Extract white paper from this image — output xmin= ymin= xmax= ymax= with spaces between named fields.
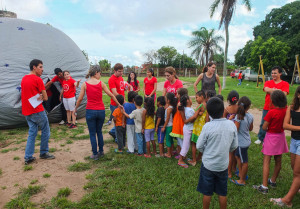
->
xmin=28 ymin=93 xmax=43 ymax=108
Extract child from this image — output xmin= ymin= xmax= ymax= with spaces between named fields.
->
xmin=231 ymin=96 xmax=253 ymax=186
xmin=162 ymin=92 xmax=177 ymax=158
xmin=189 ymin=90 xmax=207 ymax=166
xmin=197 ymin=97 xmax=238 ymax=209
xmin=123 ymin=91 xmax=138 ymax=154
xmin=155 ymin=96 xmax=166 ymax=157
xmin=122 ymin=95 xmax=146 ymax=156
xmin=206 ymin=90 xmax=216 ymax=101
xmin=270 ymin=86 xmax=300 ymax=207
xmin=237 ymin=71 xmax=243 ymax=86
xmin=142 ymin=97 xmax=156 ymax=158
xmin=60 ymin=70 xmax=81 ymax=129
xmin=113 ymin=95 xmax=126 ymax=153
xmin=170 ymin=88 xmax=188 ymax=157
xmin=253 ymin=90 xmax=289 ymax=194
xmin=224 ymin=90 xmax=239 ymax=179
xmin=177 ymin=95 xmax=195 ymax=168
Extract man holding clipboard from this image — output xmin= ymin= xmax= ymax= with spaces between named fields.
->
xmin=21 ymin=59 xmax=55 ymax=165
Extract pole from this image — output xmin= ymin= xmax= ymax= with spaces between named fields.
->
xmin=291 ymin=55 xmax=299 ymax=86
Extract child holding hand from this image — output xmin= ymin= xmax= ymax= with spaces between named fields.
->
xmin=155 ymin=96 xmax=166 ymax=157
xmin=113 ymin=95 xmax=126 ymax=153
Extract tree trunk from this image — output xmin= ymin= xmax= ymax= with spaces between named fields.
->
xmin=223 ymin=24 xmax=229 ymax=89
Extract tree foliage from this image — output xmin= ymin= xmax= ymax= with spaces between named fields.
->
xmin=98 ymin=59 xmax=111 ymax=71
xmin=157 ymin=46 xmax=178 ymax=67
xmin=82 ymin=50 xmax=89 ymax=61
xmin=234 ymin=40 xmax=253 ymax=66
xmin=246 ymin=36 xmax=290 ymax=73
xmin=173 ymin=53 xmax=197 ymax=69
xmin=253 ymin=1 xmax=300 ymax=68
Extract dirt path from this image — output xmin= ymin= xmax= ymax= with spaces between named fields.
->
xmin=0 ymin=119 xmax=115 ymax=208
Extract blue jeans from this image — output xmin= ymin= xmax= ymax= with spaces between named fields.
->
xmin=136 ymin=133 xmax=146 ymax=154
xmin=238 ymin=79 xmax=242 ymax=85
xmin=258 ymin=109 xmax=269 ymax=142
xmin=109 ymin=104 xmax=118 ymax=136
xmin=25 ymin=111 xmax=50 ymax=159
xmin=86 ymin=109 xmax=105 ymax=155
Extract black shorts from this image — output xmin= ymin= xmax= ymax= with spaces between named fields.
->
xmin=197 ymin=163 xmax=228 ymax=196
xmin=235 ymin=147 xmax=249 ymax=163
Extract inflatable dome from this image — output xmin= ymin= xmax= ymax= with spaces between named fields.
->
xmin=0 ymin=17 xmax=89 ymax=129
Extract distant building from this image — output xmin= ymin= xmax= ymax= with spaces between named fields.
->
xmin=0 ymin=10 xmax=17 ymax=18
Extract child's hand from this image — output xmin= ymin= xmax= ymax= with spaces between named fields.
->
xmin=59 ymin=96 xmax=61 ymax=102
xmin=122 ymin=124 xmax=126 ymax=128
xmin=155 ymin=127 xmax=158 ymax=132
xmin=142 ymin=129 xmax=144 ymax=134
xmin=161 ymin=127 xmax=165 ymax=133
xmin=78 ymin=79 xmax=81 ymax=83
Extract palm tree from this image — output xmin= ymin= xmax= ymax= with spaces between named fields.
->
xmin=210 ymin=0 xmax=251 ymax=89
xmin=188 ymin=27 xmax=224 ymax=68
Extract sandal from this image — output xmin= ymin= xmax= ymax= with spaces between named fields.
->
xmin=178 ymin=163 xmax=188 ymax=168
xmin=187 ymin=160 xmax=197 ymax=166
xmin=270 ymin=198 xmax=292 ymax=208
xmin=230 ymin=179 xmax=245 ymax=186
xmin=164 ymin=153 xmax=172 ymax=158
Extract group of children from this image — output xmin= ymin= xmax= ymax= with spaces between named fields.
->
xmin=110 ymin=85 xmax=300 ymax=208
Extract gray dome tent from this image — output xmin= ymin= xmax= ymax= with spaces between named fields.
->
xmin=0 ymin=17 xmax=89 ymax=129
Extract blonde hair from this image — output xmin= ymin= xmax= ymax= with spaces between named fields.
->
xmin=86 ymin=65 xmax=100 ymax=79
xmin=165 ymin=66 xmax=178 ymax=79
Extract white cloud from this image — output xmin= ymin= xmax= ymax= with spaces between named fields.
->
xmin=236 ymin=5 xmax=256 ymax=17
xmin=265 ymin=5 xmax=280 ymax=13
xmin=180 ymin=29 xmax=192 ymax=37
xmin=133 ymin=51 xmax=144 ymax=64
xmin=3 ymin=0 xmax=49 ymax=20
xmin=286 ymin=0 xmax=296 ymax=3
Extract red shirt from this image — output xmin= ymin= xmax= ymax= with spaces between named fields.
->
xmin=63 ymin=78 xmax=76 ymax=98
xmin=264 ymin=107 xmax=287 ymax=133
xmin=21 ymin=74 xmax=45 ymax=116
xmin=86 ymin=81 xmax=105 ymax=110
xmin=164 ymin=79 xmax=183 ymax=96
xmin=108 ymin=75 xmax=125 ymax=106
xmin=238 ymin=73 xmax=242 ymax=79
xmin=263 ymin=80 xmax=289 ymax=110
xmin=144 ymin=77 xmax=157 ymax=95
xmin=51 ymin=75 xmax=64 ymax=86
xmin=130 ymin=80 xmax=139 ymax=91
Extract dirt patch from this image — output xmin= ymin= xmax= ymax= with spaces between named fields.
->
xmin=0 ymin=119 xmax=115 ymax=208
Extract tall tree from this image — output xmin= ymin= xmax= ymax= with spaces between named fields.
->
xmin=188 ymin=27 xmax=224 ymax=67
xmin=210 ymin=0 xmax=251 ymax=89
xmin=98 ymin=59 xmax=111 ymax=71
xmin=234 ymin=40 xmax=253 ymax=67
xmin=157 ymin=46 xmax=178 ymax=67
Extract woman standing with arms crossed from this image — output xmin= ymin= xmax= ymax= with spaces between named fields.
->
xmin=75 ymin=66 xmax=121 ymax=160
xmin=144 ymin=68 xmax=157 ymax=100
xmin=193 ymin=62 xmax=222 ymax=95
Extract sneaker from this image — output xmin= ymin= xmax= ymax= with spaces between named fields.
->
xmin=66 ymin=122 xmax=72 ymax=127
xmin=155 ymin=154 xmax=162 ymax=158
xmin=254 ymin=139 xmax=262 ymax=145
xmin=268 ymin=179 xmax=277 ymax=188
xmin=126 ymin=150 xmax=134 ymax=154
xmin=59 ymin=120 xmax=65 ymax=125
xmin=253 ymin=185 xmax=268 ymax=194
xmin=90 ymin=154 xmax=99 ymax=160
xmin=104 ymin=121 xmax=112 ymax=126
xmin=97 ymin=152 xmax=104 ymax=158
xmin=69 ymin=124 xmax=77 ymax=129
xmin=24 ymin=157 xmax=36 ymax=165
xmin=40 ymin=153 xmax=55 ymax=159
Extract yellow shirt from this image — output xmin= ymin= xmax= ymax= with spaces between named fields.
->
xmin=145 ymin=115 xmax=155 ymax=129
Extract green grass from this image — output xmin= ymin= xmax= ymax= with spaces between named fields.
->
xmin=49 ymin=148 xmax=57 ymax=153
xmin=66 ymin=139 xmax=73 ymax=144
xmin=43 ymin=173 xmax=51 ymax=178
xmin=57 ymin=187 xmax=72 ymax=197
xmin=23 ymin=165 xmax=33 ymax=171
xmin=68 ymin=162 xmax=91 ymax=172
xmin=2 ymin=186 xmax=7 ymax=190
xmin=13 ymin=156 xmax=20 ymax=160
xmin=30 ymin=179 xmax=38 ymax=184
xmin=0 ymin=168 xmax=2 ymax=176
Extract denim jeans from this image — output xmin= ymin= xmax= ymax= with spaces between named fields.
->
xmin=109 ymin=104 xmax=118 ymax=137
xmin=238 ymin=79 xmax=242 ymax=85
xmin=136 ymin=133 xmax=146 ymax=154
xmin=86 ymin=109 xmax=105 ymax=155
xmin=257 ymin=109 xmax=269 ymax=142
xmin=25 ymin=111 xmax=50 ymax=159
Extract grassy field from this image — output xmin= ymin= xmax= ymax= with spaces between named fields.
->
xmin=1 ymin=76 xmax=299 ymax=208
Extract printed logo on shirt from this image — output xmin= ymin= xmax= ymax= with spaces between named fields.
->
xmin=167 ymin=87 xmax=177 ymax=94
xmin=63 ymin=84 xmax=69 ymax=92
xmin=119 ymin=81 xmax=124 ymax=91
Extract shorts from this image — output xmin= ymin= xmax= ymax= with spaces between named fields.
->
xmin=144 ymin=128 xmax=155 ymax=142
xmin=197 ymin=163 xmax=228 ymax=196
xmin=235 ymin=147 xmax=249 ymax=163
xmin=157 ymin=127 xmax=165 ymax=144
xmin=63 ymin=97 xmax=76 ymax=111
xmin=165 ymin=126 xmax=174 ymax=147
xmin=290 ymin=138 xmax=300 ymax=155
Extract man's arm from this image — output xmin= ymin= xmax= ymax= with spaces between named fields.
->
xmin=45 ymin=81 xmax=53 ymax=90
xmin=111 ymin=88 xmax=118 ymax=96
xmin=40 ymin=90 xmax=48 ymax=101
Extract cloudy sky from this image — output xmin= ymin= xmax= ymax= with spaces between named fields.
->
xmin=2 ymin=0 xmax=296 ymax=66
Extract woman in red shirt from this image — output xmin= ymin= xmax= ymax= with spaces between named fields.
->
xmin=60 ymin=71 xmax=81 ymax=128
xmin=127 ymin=71 xmax=140 ymax=92
xmin=75 ymin=66 xmax=121 ymax=160
xmin=144 ymin=68 xmax=157 ymax=100
xmin=162 ymin=66 xmax=183 ymax=96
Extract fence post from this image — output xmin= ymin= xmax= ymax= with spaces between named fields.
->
xmin=189 ymin=70 xmax=190 ymax=78
xmin=157 ymin=68 xmax=159 ymax=78
xmin=196 ymin=68 xmax=197 ymax=76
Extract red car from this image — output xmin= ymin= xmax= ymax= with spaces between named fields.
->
xmin=230 ymin=70 xmax=239 ymax=78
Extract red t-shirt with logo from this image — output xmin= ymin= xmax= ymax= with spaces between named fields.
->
xmin=144 ymin=77 xmax=157 ymax=95
xmin=164 ymin=79 xmax=183 ymax=96
xmin=263 ymin=80 xmax=289 ymax=110
xmin=108 ymin=74 xmax=125 ymax=106
xmin=51 ymin=75 xmax=64 ymax=86
xmin=264 ymin=107 xmax=287 ymax=133
xmin=130 ymin=80 xmax=139 ymax=91
xmin=63 ymin=78 xmax=76 ymax=98
xmin=21 ymin=74 xmax=45 ymax=116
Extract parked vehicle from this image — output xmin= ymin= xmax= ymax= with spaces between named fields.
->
xmin=244 ymin=69 xmax=270 ymax=82
xmin=235 ymin=70 xmax=244 ymax=78
xmin=230 ymin=70 xmax=239 ymax=78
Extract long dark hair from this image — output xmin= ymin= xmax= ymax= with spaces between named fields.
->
xmin=237 ymin=96 xmax=251 ymax=120
xmin=178 ymin=95 xmax=189 ymax=111
xmin=148 ymin=68 xmax=154 ymax=77
xmin=166 ymin=92 xmax=178 ymax=115
xmin=127 ymin=71 xmax=138 ymax=87
xmin=144 ymin=97 xmax=155 ymax=116
xmin=291 ymin=86 xmax=300 ymax=111
xmin=227 ymin=90 xmax=239 ymax=105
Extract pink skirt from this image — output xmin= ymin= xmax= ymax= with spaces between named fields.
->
xmin=262 ymin=132 xmax=289 ymax=156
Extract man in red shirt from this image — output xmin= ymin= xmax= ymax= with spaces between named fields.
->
xmin=21 ymin=59 xmax=55 ymax=165
xmin=255 ymin=66 xmax=289 ymax=145
xmin=106 ymin=63 xmax=125 ymax=139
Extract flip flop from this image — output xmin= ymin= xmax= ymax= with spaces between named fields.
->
xmin=164 ymin=154 xmax=172 ymax=158
xmin=114 ymin=149 xmax=123 ymax=154
xmin=270 ymin=198 xmax=292 ymax=208
xmin=230 ymin=179 xmax=245 ymax=186
xmin=235 ymin=172 xmax=249 ymax=180
xmin=144 ymin=154 xmax=151 ymax=158
xmin=187 ymin=160 xmax=197 ymax=166
xmin=178 ymin=163 xmax=188 ymax=168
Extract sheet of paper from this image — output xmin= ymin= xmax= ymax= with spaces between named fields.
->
xmin=28 ymin=93 xmax=43 ymax=108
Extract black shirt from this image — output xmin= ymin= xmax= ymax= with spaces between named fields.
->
xmin=156 ymin=107 xmax=165 ymax=127
xmin=291 ymin=110 xmax=300 ymax=140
